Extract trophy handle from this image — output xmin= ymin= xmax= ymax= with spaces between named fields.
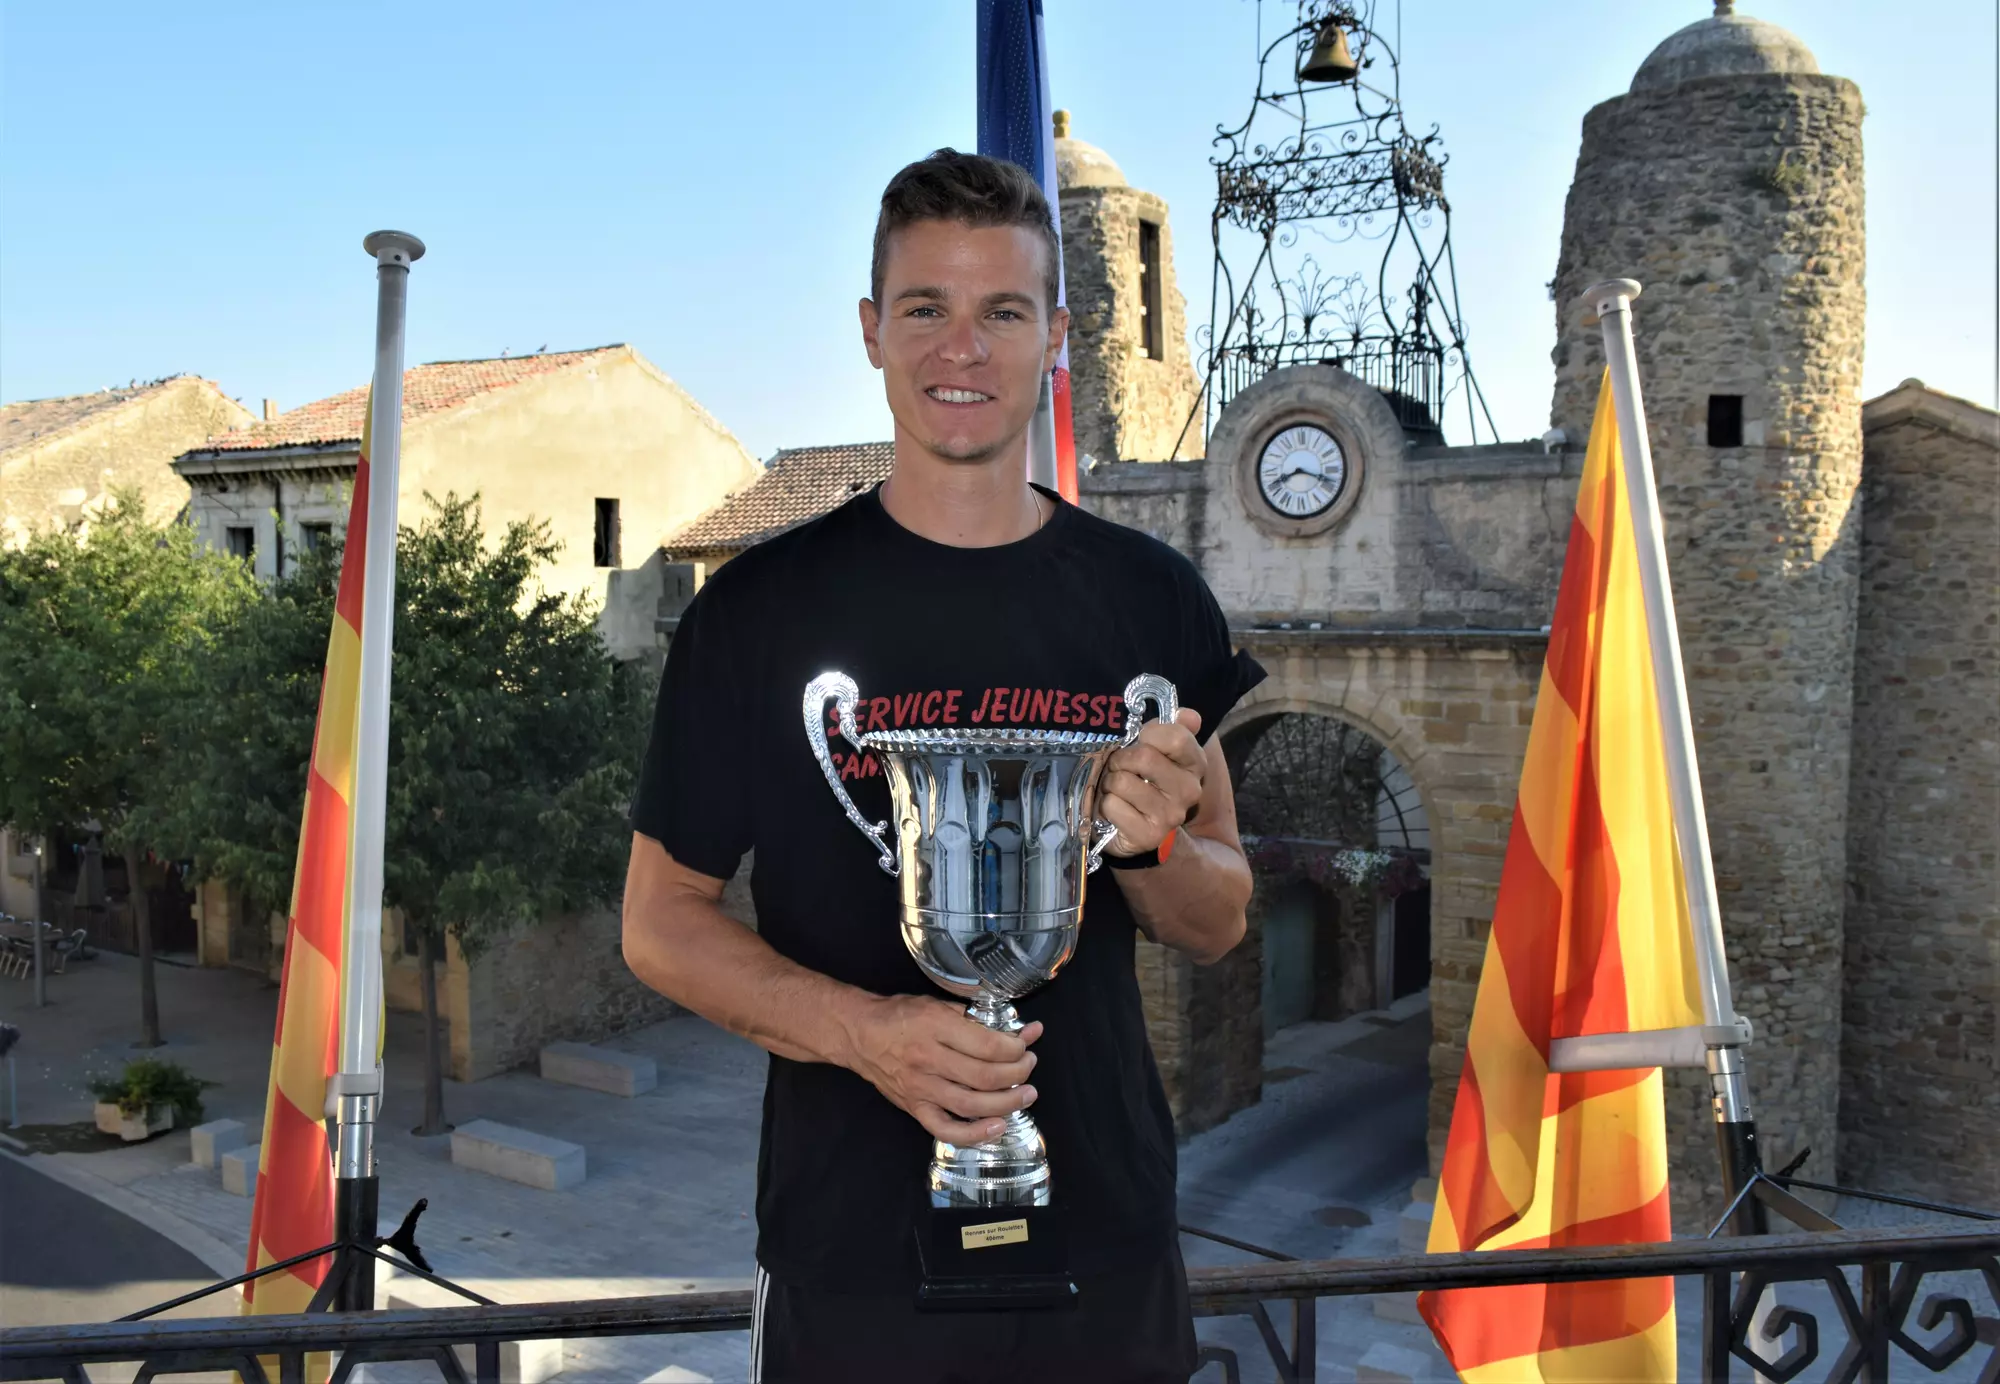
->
xmin=1087 ymin=673 xmax=1181 ymax=873
xmin=803 ymin=672 xmax=897 ymax=875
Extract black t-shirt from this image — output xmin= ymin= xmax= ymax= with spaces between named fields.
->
xmin=631 ymin=484 xmax=1264 ymax=1292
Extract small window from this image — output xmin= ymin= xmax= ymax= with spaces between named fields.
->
xmin=1707 ymin=395 xmax=1744 ymax=448
xmin=225 ymin=526 xmax=255 ymax=561
xmin=1137 ymin=220 xmax=1164 ymax=361
xmin=593 ymin=497 xmax=621 ymax=568
xmin=300 ymin=523 xmax=333 ymax=554
xmin=401 ymin=919 xmax=422 ymax=958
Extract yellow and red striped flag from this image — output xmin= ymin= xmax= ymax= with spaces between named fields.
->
xmin=242 ymin=399 xmax=379 ymax=1327
xmin=1418 ymin=372 xmax=1704 ymax=1382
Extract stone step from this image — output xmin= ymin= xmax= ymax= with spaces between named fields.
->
xmin=1356 ymin=1340 xmax=1442 ymax=1383
xmin=451 ymin=1119 xmax=585 ymax=1191
xmin=386 ymin=1278 xmax=564 ymax=1383
xmin=190 ymin=1118 xmax=251 ymax=1169
xmin=539 ymin=1041 xmax=657 ymax=1098
xmin=220 ymin=1143 xmax=260 ymax=1198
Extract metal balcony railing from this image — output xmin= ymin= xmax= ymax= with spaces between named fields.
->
xmin=4 ymin=1225 xmax=1994 ymax=1384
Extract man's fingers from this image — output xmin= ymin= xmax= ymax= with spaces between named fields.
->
xmin=1109 ymin=742 xmax=1186 ymax=785
xmin=933 ymin=1011 xmax=1035 ymax=1061
xmin=1098 ymin=792 xmax=1164 ymax=851
xmin=1132 ymin=715 xmax=1205 ymax=772
xmin=1101 ymin=767 xmax=1188 ymax=822
xmin=928 ymin=1043 xmax=1037 ymax=1094
xmin=912 ymin=1101 xmax=1006 ymax=1147
xmin=921 ymin=1077 xmax=1038 ymax=1122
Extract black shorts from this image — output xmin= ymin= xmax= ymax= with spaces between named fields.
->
xmin=748 ymin=1252 xmax=1199 ymax=1384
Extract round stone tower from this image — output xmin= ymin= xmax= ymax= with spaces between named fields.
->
xmin=1548 ymin=3 xmax=1866 ymax=1221
xmin=1053 ymin=111 xmax=1205 ymax=463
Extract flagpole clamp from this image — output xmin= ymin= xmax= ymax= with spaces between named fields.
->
xmin=325 ymin=1064 xmax=384 ymax=1117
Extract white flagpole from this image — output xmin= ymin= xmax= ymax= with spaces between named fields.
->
xmin=330 ymin=229 xmax=423 ymax=1310
xmin=1584 ymin=278 xmax=1767 ymax=1238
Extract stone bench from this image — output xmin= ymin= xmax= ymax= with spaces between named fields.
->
xmin=220 ymin=1143 xmax=260 ymax=1197
xmin=538 ymin=1041 xmax=656 ymax=1098
xmin=190 ymin=1118 xmax=252 ymax=1168
xmin=386 ymin=1276 xmax=563 ymax=1383
xmin=451 ymin=1119 xmax=584 ymax=1191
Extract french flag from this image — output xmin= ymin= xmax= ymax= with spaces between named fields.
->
xmin=977 ymin=0 xmax=1078 ymax=502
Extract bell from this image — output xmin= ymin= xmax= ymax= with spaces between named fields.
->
xmin=1298 ymin=20 xmax=1359 ymax=84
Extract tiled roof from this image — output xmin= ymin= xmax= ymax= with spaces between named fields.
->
xmin=0 ymin=378 xmax=187 ymax=459
xmin=666 ymin=441 xmax=895 ymax=554
xmin=191 ymin=346 xmax=625 ymax=453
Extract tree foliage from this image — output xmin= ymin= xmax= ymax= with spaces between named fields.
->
xmin=153 ymin=492 xmax=651 ymax=952
xmin=0 ymin=494 xmax=256 ymax=850
xmin=0 ymin=495 xmax=256 ymax=1043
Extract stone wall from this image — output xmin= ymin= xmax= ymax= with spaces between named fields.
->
xmin=1059 ymin=183 xmax=1205 ymax=464
xmin=1839 ymin=385 xmax=2000 ymax=1204
xmin=1136 ymin=933 xmax=1262 ymax=1135
xmin=458 ymin=907 xmax=684 ymax=1082
xmin=1550 ymin=70 xmax=1867 ymax=1220
xmin=1 ymin=377 xmax=251 ymax=546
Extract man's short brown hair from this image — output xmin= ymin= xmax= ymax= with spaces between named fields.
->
xmin=870 ymin=148 xmax=1061 ymax=313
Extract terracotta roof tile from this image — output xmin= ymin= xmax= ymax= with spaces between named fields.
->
xmin=1 ymin=379 xmax=187 ymax=459
xmin=191 ymin=346 xmax=624 ymax=453
xmin=666 ymin=441 xmax=894 ymax=554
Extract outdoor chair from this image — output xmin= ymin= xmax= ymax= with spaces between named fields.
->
xmin=0 ymin=917 xmax=78 ymax=978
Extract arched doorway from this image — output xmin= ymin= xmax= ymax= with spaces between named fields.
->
xmin=1223 ymin=712 xmax=1431 ymax=1037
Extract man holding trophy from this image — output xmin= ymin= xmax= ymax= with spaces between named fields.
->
xmin=624 ymin=150 xmax=1264 ymax=1382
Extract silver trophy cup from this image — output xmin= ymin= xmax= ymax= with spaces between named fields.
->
xmin=804 ymin=672 xmax=1178 ymax=1210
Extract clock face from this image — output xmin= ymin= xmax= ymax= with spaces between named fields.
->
xmin=1258 ymin=424 xmax=1347 ymax=519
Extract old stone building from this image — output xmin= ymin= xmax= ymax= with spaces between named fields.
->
xmin=1548 ymin=3 xmax=1868 ymax=1213
xmin=173 ymin=347 xmax=761 ymax=1073
xmin=173 ymin=344 xmax=759 ymax=660
xmin=1839 ymin=380 xmax=1999 ymax=1206
xmin=1053 ymin=111 xmax=1205 ymax=465
xmin=654 ymin=4 xmax=1995 ymax=1221
xmin=0 ymin=374 xmax=252 ymax=547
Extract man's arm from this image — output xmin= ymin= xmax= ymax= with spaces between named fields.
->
xmin=621 ymin=835 xmax=1041 ymax=1146
xmin=1097 ymin=710 xmax=1252 ymax=965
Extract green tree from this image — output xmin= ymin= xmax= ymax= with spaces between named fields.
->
xmin=152 ymin=494 xmax=650 ymax=1134
xmin=0 ymin=495 xmax=256 ymax=1042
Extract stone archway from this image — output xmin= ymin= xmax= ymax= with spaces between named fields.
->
xmin=1214 ymin=630 xmax=1543 ymax=1166
xmin=1221 ymin=711 xmax=1432 ymax=1036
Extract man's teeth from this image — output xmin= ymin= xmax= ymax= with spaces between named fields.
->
xmin=929 ymin=388 xmax=990 ymax=403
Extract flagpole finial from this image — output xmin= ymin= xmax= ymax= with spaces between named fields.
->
xmin=363 ymin=230 xmax=426 ymax=267
xmin=1580 ymin=278 xmax=1643 ymax=327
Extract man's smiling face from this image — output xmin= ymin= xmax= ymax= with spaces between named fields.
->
xmin=861 ymin=219 xmax=1068 ymax=466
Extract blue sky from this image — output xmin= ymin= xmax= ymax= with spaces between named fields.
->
xmin=3 ymin=1 xmax=1992 ymax=458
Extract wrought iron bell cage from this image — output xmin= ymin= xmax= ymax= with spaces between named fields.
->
xmin=1186 ymin=0 xmax=1498 ymax=449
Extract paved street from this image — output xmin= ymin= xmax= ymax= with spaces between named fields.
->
xmin=0 ymin=1154 xmax=219 ymax=1328
xmin=4 ymin=955 xmax=1985 ymax=1382
xmin=0 ymin=953 xmax=1448 ymax=1379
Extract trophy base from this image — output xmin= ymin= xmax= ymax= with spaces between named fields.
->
xmin=913 ymin=1206 xmax=1077 ymax=1313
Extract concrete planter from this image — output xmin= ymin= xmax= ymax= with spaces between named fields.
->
xmin=93 ymin=1101 xmax=174 ymax=1142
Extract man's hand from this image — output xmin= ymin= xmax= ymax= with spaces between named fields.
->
xmin=845 ymin=995 xmax=1043 ymax=1146
xmin=1098 ymin=708 xmax=1206 ymax=856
